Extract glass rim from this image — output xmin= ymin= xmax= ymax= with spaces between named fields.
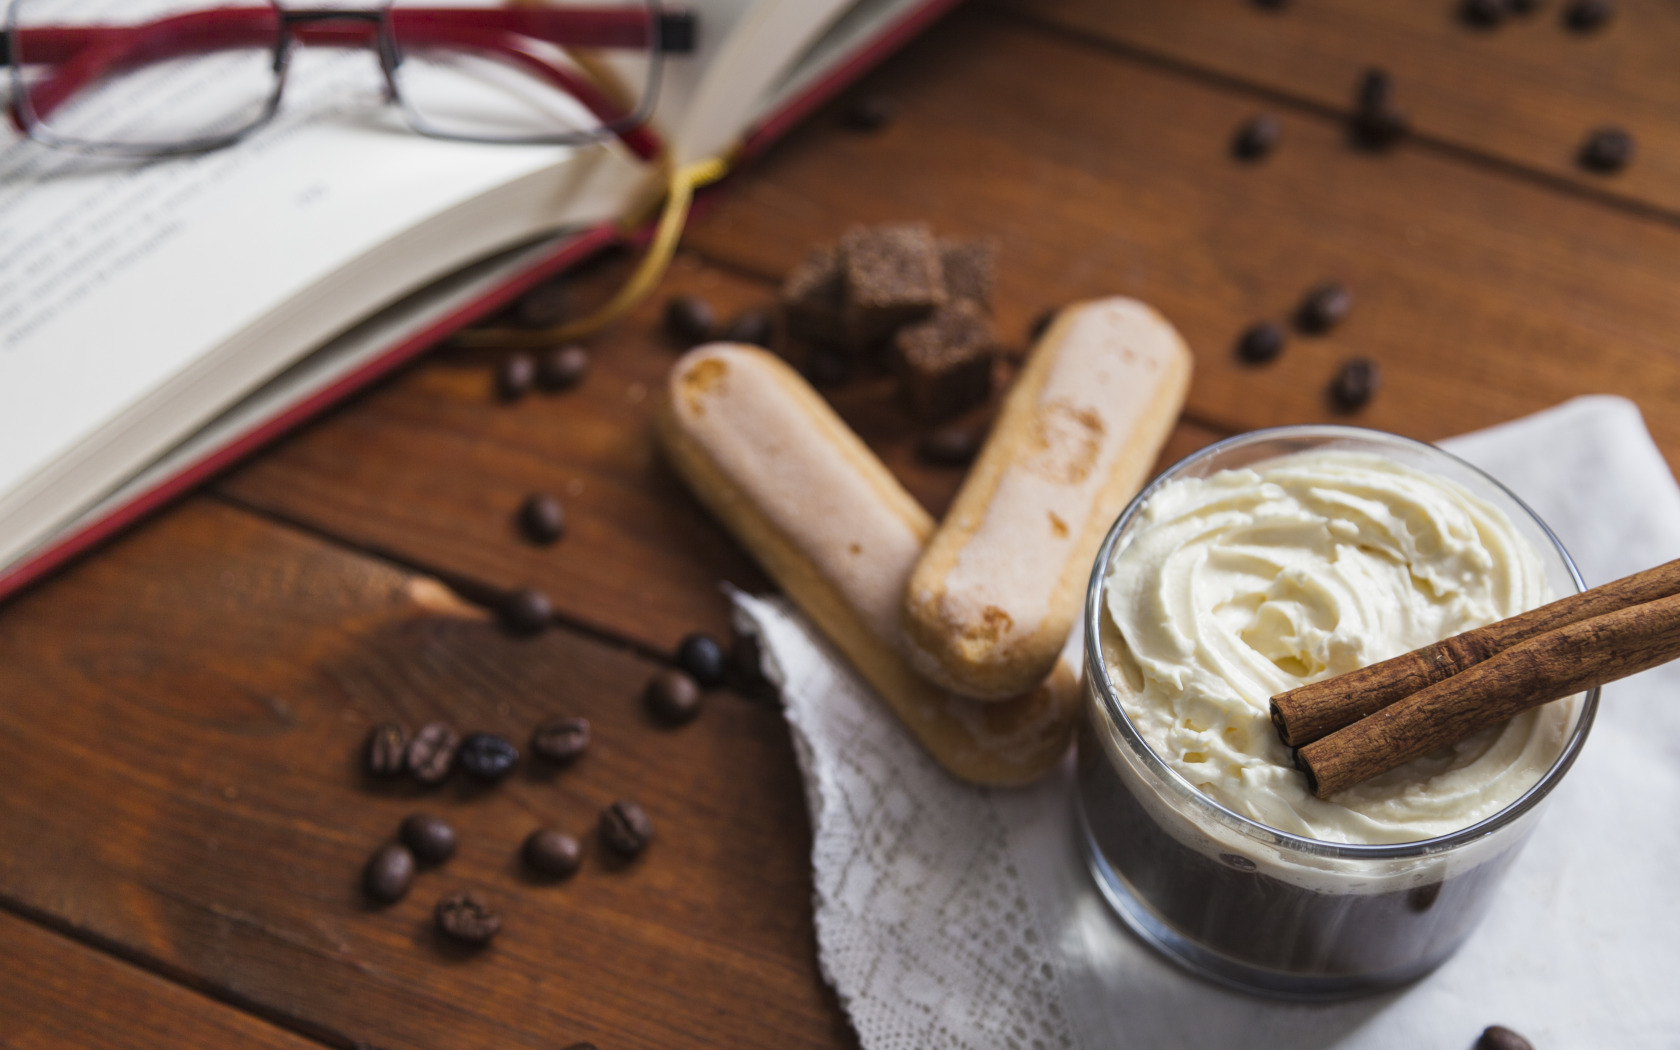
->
xmin=3 ymin=0 xmax=669 ymax=157
xmin=1081 ymin=423 xmax=1601 ymax=861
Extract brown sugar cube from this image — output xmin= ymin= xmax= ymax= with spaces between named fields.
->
xmin=841 ymin=223 xmax=945 ymax=350
xmin=779 ymin=243 xmax=845 ymax=352
xmin=939 ymin=238 xmax=996 ymax=310
xmin=893 ymin=299 xmax=996 ymax=421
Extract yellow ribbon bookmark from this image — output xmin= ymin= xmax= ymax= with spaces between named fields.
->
xmin=457 ymin=154 xmax=730 ymax=348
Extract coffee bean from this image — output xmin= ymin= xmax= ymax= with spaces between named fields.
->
xmin=1563 ymin=0 xmax=1612 ymax=31
xmin=435 ymin=891 xmax=500 ymax=944
xmin=500 ymin=587 xmax=552 ymax=635
xmin=523 ymin=827 xmax=583 ymax=877
xmin=676 ymin=633 xmax=727 ymax=687
xmin=1330 ymin=357 xmax=1381 ymax=411
xmin=515 ymin=279 xmax=569 ymax=328
xmin=536 ymin=345 xmax=590 ymax=391
xmin=1579 ymin=126 xmax=1634 ymax=173
xmin=1476 ymin=1025 xmax=1535 ymax=1050
xmin=518 ymin=493 xmax=565 ymax=544
xmin=400 ymin=813 xmax=457 ymax=865
xmin=1296 ymin=282 xmax=1353 ymax=333
xmin=1505 ymin=0 xmax=1539 ymax=12
xmin=1231 ymin=113 xmax=1280 ymax=160
xmin=1460 ymin=0 xmax=1506 ymax=27
xmin=663 ymin=294 xmax=715 ymax=346
xmin=1356 ymin=68 xmax=1392 ymax=112
xmin=364 ymin=722 xmax=408 ymax=777
xmin=1236 ymin=321 xmax=1286 ymax=364
xmin=531 ymin=715 xmax=591 ymax=764
xmin=916 ymin=423 xmax=985 ymax=466
xmin=645 ymin=668 xmax=703 ymax=724
xmin=496 ymin=353 xmax=536 ymax=401
xmin=842 ymin=94 xmax=895 ymax=132
xmin=1350 ymin=106 xmax=1409 ymax=150
xmin=406 ymin=721 xmax=460 ymax=786
xmin=804 ymin=349 xmax=852 ymax=387
xmin=721 ymin=309 xmax=774 ymax=347
xmin=600 ymin=799 xmax=653 ymax=856
xmin=1252 ymin=0 xmax=1287 ymax=8
xmin=363 ymin=844 xmax=415 ymax=903
xmin=1028 ymin=308 xmax=1058 ymax=343
xmin=457 ymin=732 xmax=519 ymax=782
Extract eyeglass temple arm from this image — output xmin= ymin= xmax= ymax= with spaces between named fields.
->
xmin=0 ymin=7 xmax=697 ymax=65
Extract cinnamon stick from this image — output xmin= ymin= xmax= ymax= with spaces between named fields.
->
xmin=1270 ymin=558 xmax=1680 ymax=747
xmin=1296 ymin=590 xmax=1680 ymax=798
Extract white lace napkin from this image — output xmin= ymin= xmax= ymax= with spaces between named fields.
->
xmin=732 ymin=396 xmax=1680 ymax=1050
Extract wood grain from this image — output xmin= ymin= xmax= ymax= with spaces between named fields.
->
xmin=0 ymin=909 xmax=326 ymax=1050
xmin=685 ymin=7 xmax=1680 ymax=472
xmin=0 ymin=499 xmax=849 ymax=1050
xmin=999 ymin=0 xmax=1680 ymax=219
xmin=219 ymin=249 xmax=1228 ymax=657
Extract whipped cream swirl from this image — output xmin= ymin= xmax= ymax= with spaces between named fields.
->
xmin=1103 ymin=449 xmax=1574 ymax=844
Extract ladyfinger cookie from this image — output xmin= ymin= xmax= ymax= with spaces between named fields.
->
xmin=656 ymin=343 xmax=1078 ymax=786
xmin=903 ymin=298 xmax=1192 ymax=700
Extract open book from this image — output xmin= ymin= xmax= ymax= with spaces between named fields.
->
xmin=0 ymin=0 xmax=956 ymax=599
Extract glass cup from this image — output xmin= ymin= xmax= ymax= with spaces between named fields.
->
xmin=1075 ymin=425 xmax=1599 ymax=1000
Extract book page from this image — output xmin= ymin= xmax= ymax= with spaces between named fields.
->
xmin=0 ymin=42 xmax=642 ymax=560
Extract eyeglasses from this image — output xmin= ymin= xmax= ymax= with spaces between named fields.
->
xmin=2 ymin=0 xmax=694 ymax=159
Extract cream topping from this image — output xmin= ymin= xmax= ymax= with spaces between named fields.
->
xmin=1103 ymin=449 xmax=1573 ymax=844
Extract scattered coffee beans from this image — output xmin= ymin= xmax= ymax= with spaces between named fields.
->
xmin=523 ymin=827 xmax=583 ymax=877
xmin=916 ymin=422 xmax=985 ymax=466
xmin=364 ymin=844 xmax=416 ymax=903
xmin=721 ymin=308 xmax=774 ymax=347
xmin=1297 ymin=281 xmax=1353 ymax=333
xmin=365 ymin=722 xmax=408 ymax=777
xmin=1579 ymin=126 xmax=1634 ymax=173
xmin=1330 ymin=357 xmax=1381 ymax=410
xmin=1231 ymin=113 xmax=1280 ymax=160
xmin=1476 ymin=1025 xmax=1535 ymax=1050
xmin=1563 ymin=0 xmax=1613 ymax=32
xmin=457 ymin=732 xmax=519 ymax=782
xmin=1460 ymin=0 xmax=1506 ymax=28
xmin=1236 ymin=321 xmax=1286 ymax=364
xmin=400 ymin=813 xmax=458 ymax=865
xmin=645 ymin=668 xmax=703 ymax=724
xmin=536 ymin=344 xmax=590 ymax=391
xmin=406 ymin=721 xmax=461 ymax=786
xmin=675 ymin=633 xmax=727 ymax=687
xmin=500 ymin=587 xmax=552 ymax=635
xmin=663 ymin=294 xmax=715 ymax=346
xmin=496 ymin=353 xmax=537 ymax=400
xmin=518 ymin=493 xmax=566 ymax=544
xmin=842 ymin=94 xmax=895 ymax=132
xmin=531 ymin=715 xmax=591 ymax=764
xmin=435 ymin=891 xmax=501 ymax=944
xmin=600 ymin=800 xmax=653 ymax=857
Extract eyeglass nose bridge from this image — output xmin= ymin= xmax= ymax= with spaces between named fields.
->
xmin=271 ymin=8 xmax=403 ymax=100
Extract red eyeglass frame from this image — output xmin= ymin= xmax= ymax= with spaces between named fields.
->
xmin=2 ymin=3 xmax=694 ymax=158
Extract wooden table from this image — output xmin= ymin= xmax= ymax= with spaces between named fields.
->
xmin=5 ymin=3 xmax=1678 ymax=1047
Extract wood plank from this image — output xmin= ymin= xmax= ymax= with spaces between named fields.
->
xmin=684 ymin=7 xmax=1680 ymax=471
xmin=998 ymin=0 xmax=1680 ymax=219
xmin=0 ymin=909 xmax=327 ymax=1050
xmin=0 ymin=499 xmax=849 ymax=1050
xmin=219 ymin=250 xmax=1214 ymax=657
